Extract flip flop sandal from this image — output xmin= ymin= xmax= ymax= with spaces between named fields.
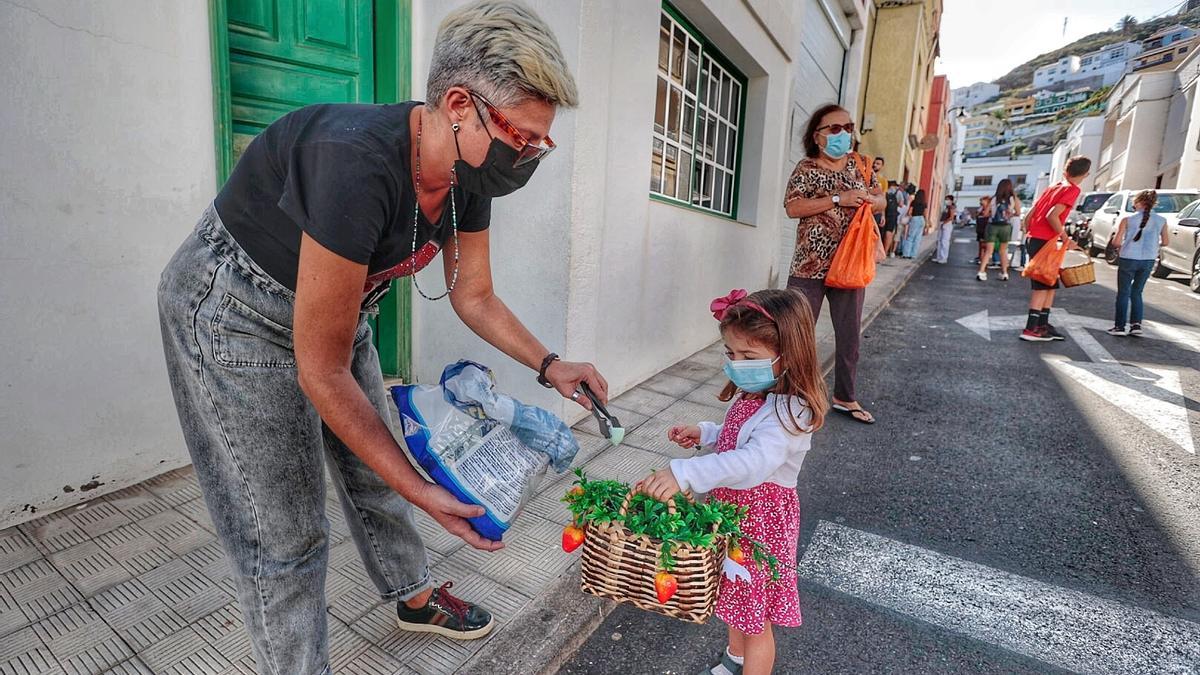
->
xmin=832 ymin=403 xmax=876 ymax=424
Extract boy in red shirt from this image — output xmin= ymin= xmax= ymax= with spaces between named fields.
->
xmin=1020 ymin=157 xmax=1092 ymax=342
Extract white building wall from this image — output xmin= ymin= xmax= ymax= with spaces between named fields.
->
xmin=955 ymin=154 xmax=1053 ymax=209
xmin=1177 ymin=56 xmax=1200 ymax=188
xmin=0 ymin=1 xmax=215 ymax=525
xmin=412 ymin=0 xmax=805 ymax=424
xmin=1050 ymin=116 xmax=1104 ymax=191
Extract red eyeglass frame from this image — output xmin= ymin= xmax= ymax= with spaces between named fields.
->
xmin=469 ymin=91 xmax=555 ymax=166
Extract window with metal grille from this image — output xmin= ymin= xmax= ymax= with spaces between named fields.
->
xmin=650 ymin=4 xmax=746 ymax=218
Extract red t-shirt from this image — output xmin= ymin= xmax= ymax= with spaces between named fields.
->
xmin=1027 ymin=182 xmax=1081 ymax=241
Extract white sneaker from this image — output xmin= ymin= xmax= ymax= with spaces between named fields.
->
xmin=999 ymin=273 xmax=1009 ymax=281
xmin=976 ymin=272 xmax=987 ymax=281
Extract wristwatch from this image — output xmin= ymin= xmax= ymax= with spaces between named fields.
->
xmin=831 ymin=194 xmax=841 ymax=205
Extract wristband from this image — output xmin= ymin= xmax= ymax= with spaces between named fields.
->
xmin=537 ymin=353 xmax=560 ymax=388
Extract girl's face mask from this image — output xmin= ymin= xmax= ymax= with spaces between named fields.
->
xmin=723 ymin=356 xmax=781 ymax=393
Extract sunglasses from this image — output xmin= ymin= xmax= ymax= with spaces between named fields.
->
xmin=817 ymin=122 xmax=855 ymax=135
xmin=469 ymin=91 xmax=555 ymax=167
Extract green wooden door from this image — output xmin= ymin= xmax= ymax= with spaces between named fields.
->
xmin=209 ymin=0 xmax=412 ymax=380
xmin=227 ymin=0 xmax=375 ymax=161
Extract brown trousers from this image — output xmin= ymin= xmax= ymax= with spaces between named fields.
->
xmin=787 ymin=276 xmax=865 ymax=402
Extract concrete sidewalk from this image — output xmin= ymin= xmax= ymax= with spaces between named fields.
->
xmin=0 ymin=240 xmax=933 ymax=675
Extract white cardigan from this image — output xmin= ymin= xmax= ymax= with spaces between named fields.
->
xmin=669 ymin=394 xmax=813 ymax=494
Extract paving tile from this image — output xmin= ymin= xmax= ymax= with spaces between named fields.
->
xmin=661 ymin=357 xmax=720 ymax=382
xmin=19 ymin=512 xmax=90 ymax=556
xmin=328 ymin=573 xmax=385 ymax=626
xmin=0 ymin=626 xmax=64 ymax=675
xmin=178 ymin=541 xmax=231 ymax=584
xmin=577 ymin=444 xmax=669 ymax=485
xmin=443 ymin=516 xmax=572 ymax=598
xmin=523 ymin=470 xmax=576 ymax=526
xmin=683 ymin=380 xmax=729 ymax=406
xmin=328 ymin=615 xmax=374 ymax=671
xmin=154 ymin=569 xmax=233 ymax=623
xmin=47 ymin=542 xmax=131 ymax=598
xmin=141 ymin=468 xmax=203 ymax=508
xmin=102 ymin=486 xmax=171 ymax=522
xmin=173 ymin=499 xmax=215 ymax=534
xmin=66 ymin=502 xmax=132 ymax=539
xmin=0 ymin=529 xmax=42 ymax=576
xmin=0 ymin=586 xmax=29 ymax=637
xmin=192 ymin=603 xmax=250 ymax=663
xmin=623 ymin=417 xmax=703 ymax=459
xmin=138 ymin=511 xmax=213 ymax=556
xmin=408 ymin=511 xmax=462 ymax=558
xmin=609 ymin=387 xmax=676 ymax=417
xmin=337 ymin=645 xmax=413 ymax=675
xmin=1 ymin=559 xmax=83 ymax=623
xmin=638 ymin=372 xmax=703 ymax=398
xmin=683 ymin=346 xmax=726 ymax=369
xmin=31 ymin=603 xmax=132 ymax=674
xmin=217 ymin=653 xmax=258 ymax=675
xmin=658 ymin=399 xmax=728 ymax=427
xmin=102 ymin=658 xmax=155 ymax=674
xmin=139 ymin=626 xmax=230 ymax=674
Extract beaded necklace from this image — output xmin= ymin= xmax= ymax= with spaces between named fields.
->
xmin=411 ymin=112 xmax=460 ymax=301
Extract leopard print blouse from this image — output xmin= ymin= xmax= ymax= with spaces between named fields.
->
xmin=784 ymin=154 xmax=879 ymax=279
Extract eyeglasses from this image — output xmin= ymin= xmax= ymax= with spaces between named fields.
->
xmin=817 ymin=122 xmax=855 ymax=135
xmin=469 ymin=91 xmax=556 ymax=167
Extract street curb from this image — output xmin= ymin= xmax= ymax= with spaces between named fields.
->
xmin=458 ymin=560 xmax=614 ymax=675
xmin=460 ymin=244 xmax=933 ymax=674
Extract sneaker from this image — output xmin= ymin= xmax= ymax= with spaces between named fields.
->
xmin=1107 ymin=326 xmax=1127 ymax=336
xmin=1020 ymin=327 xmax=1053 ymax=342
xmin=396 ymin=582 xmax=495 ymax=640
xmin=976 ymin=272 xmax=987 ymax=281
xmin=1044 ymin=324 xmax=1066 ymax=341
xmin=1129 ymin=323 xmax=1143 ymax=336
xmin=988 ymin=262 xmax=1001 ymax=269
xmin=971 ymin=257 xmax=981 ymax=264
xmin=999 ymin=273 xmax=1009 ymax=281
xmin=700 ymin=650 xmax=744 ymax=675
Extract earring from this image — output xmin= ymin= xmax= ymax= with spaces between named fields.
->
xmin=451 ymin=122 xmax=461 ymax=133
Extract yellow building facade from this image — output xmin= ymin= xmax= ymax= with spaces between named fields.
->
xmin=858 ymin=0 xmax=944 ymax=186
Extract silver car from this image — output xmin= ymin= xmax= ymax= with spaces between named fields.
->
xmin=1088 ymin=189 xmax=1200 ymax=264
xmin=1160 ymin=198 xmax=1200 ymax=292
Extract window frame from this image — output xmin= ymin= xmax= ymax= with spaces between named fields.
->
xmin=973 ymin=175 xmax=993 ymax=187
xmin=648 ymin=1 xmax=749 ymax=220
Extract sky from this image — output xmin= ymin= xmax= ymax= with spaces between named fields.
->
xmin=938 ymin=0 xmax=1190 ymax=88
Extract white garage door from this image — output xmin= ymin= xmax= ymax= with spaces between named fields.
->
xmin=778 ymin=0 xmax=849 ymax=286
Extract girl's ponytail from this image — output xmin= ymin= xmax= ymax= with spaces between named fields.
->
xmin=1132 ymin=190 xmax=1157 ymax=242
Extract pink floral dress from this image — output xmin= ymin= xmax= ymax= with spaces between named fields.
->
xmin=709 ymin=397 xmax=803 ymax=635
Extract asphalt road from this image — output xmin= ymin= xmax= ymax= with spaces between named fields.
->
xmin=558 ymin=232 xmax=1200 ymax=675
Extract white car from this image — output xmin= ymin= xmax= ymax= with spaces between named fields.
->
xmin=1159 ymin=198 xmax=1200 ymax=292
xmin=1087 ymin=189 xmax=1200 ymax=264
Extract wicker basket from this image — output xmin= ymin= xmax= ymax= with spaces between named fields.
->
xmin=579 ymin=493 xmax=725 ymax=624
xmin=1060 ymin=256 xmax=1096 ymax=288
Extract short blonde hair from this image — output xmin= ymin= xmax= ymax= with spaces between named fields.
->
xmin=426 ymin=0 xmax=579 ymax=110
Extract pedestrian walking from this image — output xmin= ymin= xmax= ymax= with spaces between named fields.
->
xmin=934 ymin=194 xmax=956 ymax=263
xmin=883 ymin=182 xmax=902 ymax=258
xmin=973 ymin=196 xmax=992 ymax=264
xmin=977 ymin=179 xmax=1020 ymax=281
xmin=156 ymin=2 xmax=608 ymax=672
xmin=1108 ymin=190 xmax=1169 ymax=337
xmin=1019 ymin=156 xmax=1092 ymax=342
xmin=900 ymin=189 xmax=928 ymax=258
xmin=1009 ymin=205 xmax=1028 ymax=270
xmin=636 ymin=288 xmax=828 ymax=675
xmin=784 ymin=103 xmax=885 ymax=424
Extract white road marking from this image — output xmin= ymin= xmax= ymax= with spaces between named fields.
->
xmin=1044 ymin=355 xmax=1195 ymax=454
xmin=953 ymin=237 xmax=974 ymax=243
xmin=954 ymin=310 xmax=1200 ymax=354
xmin=799 ymin=521 xmax=1200 ymax=675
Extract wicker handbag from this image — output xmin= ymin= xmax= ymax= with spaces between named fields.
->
xmin=579 ymin=492 xmax=726 ymax=624
xmin=1060 ymin=252 xmax=1096 ymax=288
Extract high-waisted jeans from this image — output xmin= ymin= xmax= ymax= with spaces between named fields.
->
xmin=157 ymin=205 xmax=430 ymax=675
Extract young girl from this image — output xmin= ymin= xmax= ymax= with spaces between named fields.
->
xmin=1108 ymin=190 xmax=1169 ymax=337
xmin=637 ymin=288 xmax=828 ymax=675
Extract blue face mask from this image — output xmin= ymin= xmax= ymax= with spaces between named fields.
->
xmin=823 ymin=131 xmax=852 ymax=160
xmin=723 ymin=356 xmax=781 ymax=393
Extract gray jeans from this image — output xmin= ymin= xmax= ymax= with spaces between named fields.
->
xmin=157 ymin=206 xmax=430 ymax=675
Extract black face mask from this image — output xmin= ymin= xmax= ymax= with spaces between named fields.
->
xmin=452 ymin=118 xmax=539 ymax=198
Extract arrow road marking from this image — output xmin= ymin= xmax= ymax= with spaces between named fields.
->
xmin=799 ymin=521 xmax=1200 ymax=675
xmin=955 ymin=309 xmax=1197 ymax=455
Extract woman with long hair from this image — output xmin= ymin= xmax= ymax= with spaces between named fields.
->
xmin=1108 ymin=190 xmax=1169 ymax=336
xmin=900 ymin=189 xmax=928 ymax=258
xmin=977 ymin=179 xmax=1021 ymax=281
xmin=783 ymin=103 xmax=885 ymax=424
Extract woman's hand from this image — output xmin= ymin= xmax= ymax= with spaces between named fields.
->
xmin=837 ymin=189 xmax=870 ymax=208
xmin=411 ymin=482 xmax=505 ymax=552
xmin=636 ymin=468 xmax=682 ymax=503
xmin=545 ymin=360 xmax=609 ymax=409
xmin=667 ymin=425 xmax=701 ymax=449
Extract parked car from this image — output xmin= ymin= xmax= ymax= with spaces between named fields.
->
xmin=1067 ymin=191 xmax=1114 ymax=251
xmin=1158 ymin=198 xmax=1200 ymax=291
xmin=1087 ymin=189 xmax=1200 ymax=264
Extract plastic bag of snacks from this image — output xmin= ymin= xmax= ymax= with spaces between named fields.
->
xmin=390 ymin=361 xmax=579 ymax=541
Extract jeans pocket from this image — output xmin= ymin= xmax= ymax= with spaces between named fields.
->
xmin=212 ymin=293 xmax=296 ymax=368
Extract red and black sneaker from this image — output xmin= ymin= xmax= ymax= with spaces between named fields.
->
xmin=1043 ymin=323 xmax=1066 ymax=341
xmin=1020 ymin=326 xmax=1053 ymax=342
xmin=396 ymin=582 xmax=495 ymax=640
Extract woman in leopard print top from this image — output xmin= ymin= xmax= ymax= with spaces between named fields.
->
xmin=783 ymin=104 xmax=884 ymax=424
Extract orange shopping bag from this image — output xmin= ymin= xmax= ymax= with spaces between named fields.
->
xmin=1021 ymin=238 xmax=1069 ymax=286
xmin=825 ymin=203 xmax=880 ymax=289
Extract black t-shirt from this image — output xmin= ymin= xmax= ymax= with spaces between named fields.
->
xmin=214 ymin=101 xmax=490 ymax=293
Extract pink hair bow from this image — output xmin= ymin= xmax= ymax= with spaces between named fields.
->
xmin=710 ymin=289 xmax=748 ymax=321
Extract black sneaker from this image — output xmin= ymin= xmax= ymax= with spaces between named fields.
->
xmin=1043 ymin=323 xmax=1066 ymax=341
xmin=396 ymin=582 xmax=495 ymax=640
xmin=1107 ymin=326 xmax=1127 ymax=336
xmin=1129 ymin=323 xmax=1143 ymax=337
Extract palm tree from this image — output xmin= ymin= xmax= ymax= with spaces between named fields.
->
xmin=1117 ymin=14 xmax=1138 ymax=35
